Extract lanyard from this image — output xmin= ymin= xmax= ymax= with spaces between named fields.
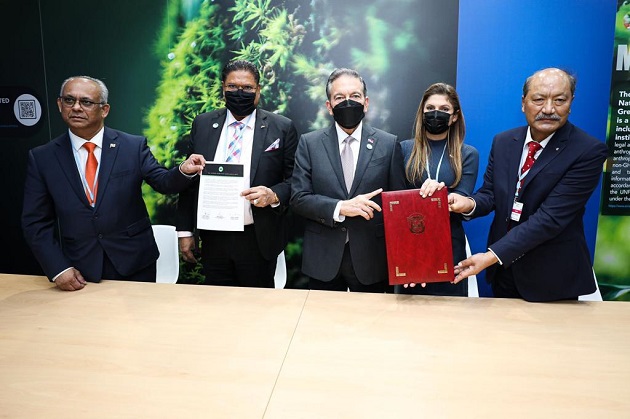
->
xmin=514 ymin=145 xmax=543 ymax=201
xmin=425 ymin=141 xmax=448 ymax=183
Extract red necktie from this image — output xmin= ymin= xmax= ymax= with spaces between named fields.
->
xmin=521 ymin=141 xmax=542 ymax=175
xmin=83 ymin=142 xmax=98 ymax=205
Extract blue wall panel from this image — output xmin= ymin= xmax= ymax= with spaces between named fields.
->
xmin=457 ymin=0 xmax=616 ymax=296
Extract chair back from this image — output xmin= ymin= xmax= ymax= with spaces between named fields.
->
xmin=465 ymin=235 xmax=478 ymax=298
xmin=152 ymin=224 xmax=179 ymax=284
xmin=274 ymin=251 xmax=287 ymax=289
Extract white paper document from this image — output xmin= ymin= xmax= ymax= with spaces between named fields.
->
xmin=196 ymin=163 xmax=245 ymax=231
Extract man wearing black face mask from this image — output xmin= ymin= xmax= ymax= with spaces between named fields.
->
xmin=177 ymin=59 xmax=298 ymax=288
xmin=290 ymin=68 xmax=406 ymax=292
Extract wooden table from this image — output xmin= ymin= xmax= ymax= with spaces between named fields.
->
xmin=1 ymin=274 xmax=629 ymax=418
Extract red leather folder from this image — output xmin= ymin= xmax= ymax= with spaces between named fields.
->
xmin=381 ymin=188 xmax=454 ymax=285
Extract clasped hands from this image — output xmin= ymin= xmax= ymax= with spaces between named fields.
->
xmin=54 ymin=267 xmax=87 ymax=291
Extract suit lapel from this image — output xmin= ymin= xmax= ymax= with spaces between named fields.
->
xmin=94 ymin=127 xmax=120 ymax=209
xmin=206 ymin=110 xmax=227 ymax=161
xmin=322 ymin=125 xmax=348 ymax=194
xmin=250 ymin=110 xmax=268 ymax=183
xmin=506 ymin=129 xmax=526 ymax=209
xmin=520 ymin=123 xmax=571 ymax=193
xmin=52 ymin=133 xmax=89 ymax=206
xmin=350 ymin=124 xmax=377 ymax=196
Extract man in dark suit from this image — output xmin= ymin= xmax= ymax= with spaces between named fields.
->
xmin=290 ymin=68 xmax=406 ymax=292
xmin=449 ymin=68 xmax=608 ymax=302
xmin=176 ymin=59 xmax=298 ymax=288
xmin=22 ymin=76 xmax=206 ymax=291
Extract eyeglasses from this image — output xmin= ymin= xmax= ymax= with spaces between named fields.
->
xmin=224 ymin=84 xmax=257 ymax=93
xmin=59 ymin=96 xmax=105 ymax=110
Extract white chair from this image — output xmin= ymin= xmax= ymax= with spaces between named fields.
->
xmin=152 ymin=224 xmax=179 ymax=284
xmin=465 ymin=235 xmax=479 ymax=298
xmin=274 ymin=250 xmax=287 ymax=289
xmin=578 ymin=269 xmax=603 ymax=301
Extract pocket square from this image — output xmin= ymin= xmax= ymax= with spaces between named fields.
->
xmin=264 ymin=138 xmax=281 ymax=152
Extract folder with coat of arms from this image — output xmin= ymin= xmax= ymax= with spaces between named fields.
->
xmin=381 ymin=188 xmax=454 ymax=285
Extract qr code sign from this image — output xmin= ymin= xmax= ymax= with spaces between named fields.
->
xmin=18 ymin=100 xmax=37 ymax=119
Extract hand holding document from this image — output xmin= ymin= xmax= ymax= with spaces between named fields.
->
xmin=196 ymin=162 xmax=245 ymax=231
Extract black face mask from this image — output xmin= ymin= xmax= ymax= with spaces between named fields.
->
xmin=224 ymin=89 xmax=257 ymax=117
xmin=423 ymin=110 xmax=452 ymax=135
xmin=332 ymin=99 xmax=365 ymax=129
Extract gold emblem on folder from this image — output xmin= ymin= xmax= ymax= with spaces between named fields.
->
xmin=437 ymin=263 xmax=448 ymax=274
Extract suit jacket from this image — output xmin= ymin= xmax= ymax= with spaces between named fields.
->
xmin=471 ymin=122 xmax=608 ymax=302
xmin=21 ymin=127 xmax=195 ymax=282
xmin=290 ymin=123 xmax=406 ymax=285
xmin=176 ymin=108 xmax=298 ymax=260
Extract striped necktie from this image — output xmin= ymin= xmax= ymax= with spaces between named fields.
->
xmin=226 ymin=120 xmax=245 ymax=162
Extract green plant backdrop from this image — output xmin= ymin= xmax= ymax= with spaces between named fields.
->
xmin=143 ymin=0 xmax=459 ymax=285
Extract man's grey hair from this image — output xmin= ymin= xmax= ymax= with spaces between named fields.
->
xmin=59 ymin=76 xmax=109 ymax=103
xmin=325 ymin=68 xmax=367 ymax=100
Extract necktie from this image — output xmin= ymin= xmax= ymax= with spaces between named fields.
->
xmin=83 ymin=142 xmax=98 ymax=205
xmin=226 ymin=121 xmax=244 ymax=162
xmin=341 ymin=136 xmax=355 ymax=193
xmin=521 ymin=141 xmax=542 ymax=175
xmin=515 ymin=140 xmax=542 ymax=200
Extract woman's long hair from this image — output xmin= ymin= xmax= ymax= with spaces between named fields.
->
xmin=406 ymin=83 xmax=466 ymax=188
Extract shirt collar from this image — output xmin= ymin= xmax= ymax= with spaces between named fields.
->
xmin=69 ymin=127 xmax=105 ymax=151
xmin=525 ymin=126 xmax=554 ymax=149
xmin=335 ymin=120 xmax=363 ymax=145
xmin=226 ymin=109 xmax=257 ymax=129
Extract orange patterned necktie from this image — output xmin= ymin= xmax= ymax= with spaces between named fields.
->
xmin=83 ymin=142 xmax=98 ymax=205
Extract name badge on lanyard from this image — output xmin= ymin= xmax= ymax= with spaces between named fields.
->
xmin=510 ymin=201 xmax=524 ymax=222
xmin=512 ymin=160 xmax=533 ymax=222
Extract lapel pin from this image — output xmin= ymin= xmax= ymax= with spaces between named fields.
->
xmin=555 ymin=147 xmax=559 ymax=151
xmin=366 ymin=144 xmax=373 ymax=150
xmin=110 ymin=143 xmax=116 ymax=148
xmin=261 ymin=125 xmax=266 ymax=129
xmin=212 ymin=123 xmax=219 ymax=128
xmin=367 ymin=138 xmax=374 ymax=144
